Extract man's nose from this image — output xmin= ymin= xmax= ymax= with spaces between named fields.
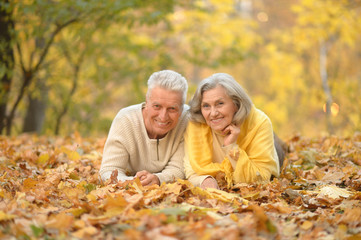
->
xmin=159 ymin=108 xmax=168 ymax=120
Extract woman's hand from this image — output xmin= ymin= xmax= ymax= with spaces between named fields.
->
xmin=222 ymin=123 xmax=240 ymax=146
xmin=135 ymin=170 xmax=160 ymax=186
xmin=201 ymin=177 xmax=219 ymax=189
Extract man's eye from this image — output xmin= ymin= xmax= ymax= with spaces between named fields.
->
xmin=169 ymin=107 xmax=178 ymax=113
xmin=217 ymin=102 xmax=224 ymax=106
xmin=154 ymin=105 xmax=161 ymax=109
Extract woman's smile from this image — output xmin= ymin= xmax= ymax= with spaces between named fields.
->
xmin=201 ymin=85 xmax=238 ymax=132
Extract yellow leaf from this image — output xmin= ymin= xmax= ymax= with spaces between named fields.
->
xmin=67 ymin=208 xmax=86 ymax=217
xmin=45 ymin=212 xmax=74 ymax=232
xmin=86 ymin=193 xmax=97 ymax=202
xmin=59 ymin=200 xmax=73 ymax=208
xmin=23 ymin=178 xmax=38 ymax=190
xmin=204 ymin=187 xmax=248 ymax=205
xmin=230 ymin=213 xmax=239 ymax=222
xmin=63 ymin=187 xmax=85 ymax=199
xmin=0 ymin=211 xmax=17 ymax=221
xmin=103 ymin=193 xmax=128 ymax=211
xmin=317 ymin=185 xmax=351 ymax=199
xmin=74 ymin=219 xmax=86 ymax=229
xmin=0 ymin=189 xmax=5 ymax=198
xmin=37 ymin=153 xmax=49 ymax=165
xmin=300 ymin=220 xmax=313 ymax=230
xmin=164 ymin=182 xmax=182 ymax=195
xmin=72 ymin=226 xmax=97 ymax=239
xmin=69 ymin=151 xmax=81 ymax=161
xmin=60 ymin=146 xmax=81 ymax=161
xmin=104 ymin=208 xmax=125 ymax=218
xmin=206 ymin=211 xmax=223 ymax=220
xmin=86 ymin=215 xmax=112 ymax=225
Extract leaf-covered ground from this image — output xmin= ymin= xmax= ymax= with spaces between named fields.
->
xmin=1 ymin=133 xmax=361 ymax=239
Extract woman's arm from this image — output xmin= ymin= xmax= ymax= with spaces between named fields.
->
xmin=231 ymin=118 xmax=279 ymax=183
xmin=184 ymin=144 xmax=212 ymax=188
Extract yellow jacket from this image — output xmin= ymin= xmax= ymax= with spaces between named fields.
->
xmin=184 ymin=106 xmax=279 ymax=187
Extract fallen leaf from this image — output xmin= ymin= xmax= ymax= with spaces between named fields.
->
xmin=317 ymin=185 xmax=351 ymax=199
xmin=0 ymin=211 xmax=17 ymax=221
xmin=300 ymin=220 xmax=313 ymax=230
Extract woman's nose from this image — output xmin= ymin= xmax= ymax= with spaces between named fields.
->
xmin=210 ymin=107 xmax=218 ymax=116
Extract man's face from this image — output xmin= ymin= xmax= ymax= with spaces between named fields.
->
xmin=143 ymin=87 xmax=183 ymax=139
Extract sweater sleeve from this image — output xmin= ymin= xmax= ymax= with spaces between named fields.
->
xmin=155 ymin=139 xmax=185 ymax=184
xmin=233 ymin=117 xmax=279 ymax=183
xmin=99 ymin=114 xmax=133 ymax=182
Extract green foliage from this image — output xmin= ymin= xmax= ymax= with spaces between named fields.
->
xmin=30 ymin=225 xmax=44 ymax=238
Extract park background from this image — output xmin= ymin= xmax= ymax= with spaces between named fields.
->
xmin=1 ymin=1 xmax=361 ymax=239
xmin=1 ymin=0 xmax=361 ymax=139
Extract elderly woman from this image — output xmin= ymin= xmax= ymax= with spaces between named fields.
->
xmin=184 ymin=73 xmax=282 ymax=189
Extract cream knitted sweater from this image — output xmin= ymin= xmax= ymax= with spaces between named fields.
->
xmin=100 ymin=103 xmax=189 ymax=183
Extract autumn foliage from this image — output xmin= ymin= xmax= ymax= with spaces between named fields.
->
xmin=1 ymin=133 xmax=361 ymax=239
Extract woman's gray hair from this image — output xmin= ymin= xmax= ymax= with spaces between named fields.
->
xmin=189 ymin=73 xmax=253 ymax=125
xmin=146 ymin=70 xmax=188 ymax=105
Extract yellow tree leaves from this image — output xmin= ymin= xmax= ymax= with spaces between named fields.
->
xmin=170 ymin=0 xmax=259 ymax=67
xmin=0 ymin=133 xmax=361 ymax=239
xmin=293 ymin=0 xmax=361 ymax=46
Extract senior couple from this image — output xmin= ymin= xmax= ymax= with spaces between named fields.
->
xmin=99 ymin=70 xmax=284 ymax=189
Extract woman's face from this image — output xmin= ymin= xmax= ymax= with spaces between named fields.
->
xmin=201 ymin=85 xmax=238 ymax=132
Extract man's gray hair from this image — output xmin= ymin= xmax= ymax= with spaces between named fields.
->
xmin=189 ymin=73 xmax=253 ymax=125
xmin=146 ymin=70 xmax=188 ymax=105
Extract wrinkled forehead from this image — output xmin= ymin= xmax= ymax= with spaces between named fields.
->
xmin=147 ymin=87 xmax=183 ymax=106
xmin=201 ymin=84 xmax=228 ymax=98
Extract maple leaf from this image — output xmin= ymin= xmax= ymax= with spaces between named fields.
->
xmin=109 ymin=169 xmax=118 ymax=184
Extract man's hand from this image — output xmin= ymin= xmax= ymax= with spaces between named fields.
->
xmin=201 ymin=177 xmax=219 ymax=189
xmin=222 ymin=123 xmax=241 ymax=146
xmin=135 ymin=170 xmax=160 ymax=186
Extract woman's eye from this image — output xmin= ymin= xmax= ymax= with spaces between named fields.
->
xmin=202 ymin=104 xmax=210 ymax=108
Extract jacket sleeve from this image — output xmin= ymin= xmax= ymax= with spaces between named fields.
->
xmin=184 ymin=142 xmax=211 ymax=187
xmin=232 ymin=118 xmax=279 ymax=183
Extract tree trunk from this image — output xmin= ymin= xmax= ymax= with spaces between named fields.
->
xmin=0 ymin=1 xmax=14 ymax=134
xmin=22 ymin=79 xmax=48 ymax=134
xmin=235 ymin=0 xmax=253 ymax=18
xmin=5 ymin=18 xmax=77 ymax=135
xmin=320 ymin=40 xmax=333 ymax=133
xmin=54 ymin=65 xmax=79 ymax=135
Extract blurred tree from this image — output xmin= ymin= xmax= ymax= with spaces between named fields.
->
xmin=2 ymin=0 xmax=360 ymax=137
xmin=170 ymin=0 xmax=259 ymax=72
xmin=1 ymin=0 xmax=184 ymax=135
xmin=0 ymin=0 xmax=14 ymax=133
xmin=234 ymin=0 xmax=361 ymax=137
xmin=292 ymin=0 xmax=361 ymax=134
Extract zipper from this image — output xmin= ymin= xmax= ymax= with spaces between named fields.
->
xmin=157 ymin=139 xmax=159 ymax=161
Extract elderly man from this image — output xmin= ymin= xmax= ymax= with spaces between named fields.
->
xmin=100 ymin=70 xmax=189 ymax=186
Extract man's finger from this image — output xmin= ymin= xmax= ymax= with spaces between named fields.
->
xmin=140 ymin=175 xmax=152 ymax=186
xmin=135 ymin=170 xmax=147 ymax=178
